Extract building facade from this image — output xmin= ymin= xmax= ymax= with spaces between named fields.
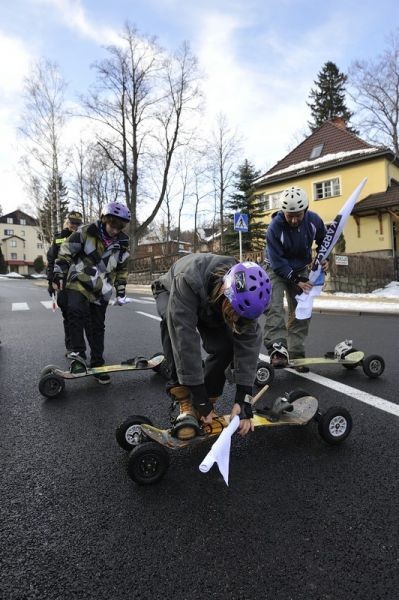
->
xmin=254 ymin=118 xmax=399 ymax=258
xmin=0 ymin=210 xmax=47 ymax=274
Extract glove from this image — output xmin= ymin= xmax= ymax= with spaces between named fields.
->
xmin=235 ymin=384 xmax=254 ymax=419
xmin=189 ymin=384 xmax=214 ymax=418
xmin=52 ymin=272 xmax=64 ymax=290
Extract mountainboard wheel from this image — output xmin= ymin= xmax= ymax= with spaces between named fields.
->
xmin=318 ymin=406 xmax=352 ymax=445
xmin=115 ymin=415 xmax=153 ymax=451
xmin=127 ymin=442 xmax=170 ymax=485
xmin=39 ymin=373 xmax=65 ymax=399
xmin=255 ymin=361 xmax=275 ymax=387
xmin=40 ymin=364 xmax=58 ymax=378
xmin=362 ymin=355 xmax=385 ymax=378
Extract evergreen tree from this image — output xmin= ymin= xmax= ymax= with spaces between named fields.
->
xmin=224 ymin=160 xmax=266 ymax=255
xmin=307 ymin=61 xmax=356 ymax=132
xmin=33 ymin=255 xmax=45 ymax=273
xmin=38 ymin=175 xmax=69 ymax=244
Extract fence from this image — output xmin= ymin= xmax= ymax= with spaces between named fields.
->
xmin=325 ymin=254 xmax=397 ymax=293
xmin=128 ymin=251 xmax=398 ymax=293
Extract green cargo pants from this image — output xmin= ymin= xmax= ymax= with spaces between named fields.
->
xmin=264 ymin=268 xmax=311 ymax=359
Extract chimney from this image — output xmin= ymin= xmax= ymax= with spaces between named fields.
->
xmin=331 ymin=116 xmax=346 ymax=130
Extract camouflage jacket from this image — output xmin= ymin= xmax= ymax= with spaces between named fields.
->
xmin=54 ymin=221 xmax=129 ymax=304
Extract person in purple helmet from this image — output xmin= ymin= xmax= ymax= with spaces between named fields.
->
xmin=152 ymin=254 xmax=272 ymax=440
xmin=53 ymin=202 xmax=130 ymax=384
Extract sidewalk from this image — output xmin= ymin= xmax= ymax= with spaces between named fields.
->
xmin=126 ymin=284 xmax=399 ymax=315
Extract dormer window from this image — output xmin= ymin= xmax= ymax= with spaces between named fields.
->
xmin=310 ymin=143 xmax=324 ymax=159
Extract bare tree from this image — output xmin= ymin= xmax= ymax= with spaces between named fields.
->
xmin=20 ymin=59 xmax=69 ymax=235
xmin=207 ymin=113 xmax=242 ymax=251
xmin=83 ymin=23 xmax=202 ymax=257
xmin=349 ymin=30 xmax=399 ymax=155
xmin=69 ymin=140 xmax=122 ymax=222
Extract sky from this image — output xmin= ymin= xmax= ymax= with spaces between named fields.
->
xmin=0 ymin=0 xmax=398 ymax=220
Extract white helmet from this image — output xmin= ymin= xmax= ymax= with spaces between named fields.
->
xmin=280 ymin=187 xmax=309 ymax=212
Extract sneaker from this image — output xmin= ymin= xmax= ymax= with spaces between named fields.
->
xmin=271 ymin=352 xmax=288 ymax=368
xmin=94 ymin=373 xmax=111 ymax=385
xmin=295 ymin=365 xmax=310 ymax=373
xmin=67 ymin=351 xmax=86 ymax=362
xmin=269 ymin=343 xmax=289 ymax=368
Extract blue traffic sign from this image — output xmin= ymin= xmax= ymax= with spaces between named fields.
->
xmin=234 ymin=212 xmax=249 ymax=232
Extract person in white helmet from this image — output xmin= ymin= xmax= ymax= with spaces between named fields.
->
xmin=263 ymin=186 xmax=328 ymax=371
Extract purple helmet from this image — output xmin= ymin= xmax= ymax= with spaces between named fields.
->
xmin=223 ymin=261 xmax=272 ymax=319
xmin=102 ymin=202 xmax=131 ymax=222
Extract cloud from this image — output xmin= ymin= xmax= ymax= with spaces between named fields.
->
xmin=192 ymin=7 xmax=357 ymax=172
xmin=31 ymin=0 xmax=120 ymax=45
xmin=0 ymin=32 xmax=35 ymax=214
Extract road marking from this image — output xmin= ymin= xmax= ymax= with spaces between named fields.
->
xmin=139 ymin=296 xmax=155 ymax=302
xmin=259 ymin=352 xmax=399 ymax=418
xmin=126 ymin=298 xmax=155 ymax=304
xmin=12 ymin=303 xmax=29 ymax=311
xmin=136 ymin=311 xmax=161 ymax=321
xmin=137 ymin=317 xmax=398 ymax=418
xmin=41 ymin=300 xmax=53 ymax=309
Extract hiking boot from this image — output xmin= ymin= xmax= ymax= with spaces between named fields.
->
xmin=169 ymin=385 xmax=200 ymax=440
xmin=94 ymin=373 xmax=111 ymax=385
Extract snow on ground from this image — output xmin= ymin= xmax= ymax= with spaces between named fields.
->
xmin=325 ymin=281 xmax=399 ymax=299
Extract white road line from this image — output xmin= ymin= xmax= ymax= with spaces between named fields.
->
xmin=137 ymin=317 xmax=398 ymax=418
xmin=259 ymin=352 xmax=398 ymax=418
xmin=136 ymin=311 xmax=161 ymax=321
xmin=12 ymin=303 xmax=29 ymax=311
xmin=41 ymin=300 xmax=53 ymax=309
xmin=127 ymin=298 xmax=156 ymax=304
xmin=139 ymin=296 xmax=155 ymax=302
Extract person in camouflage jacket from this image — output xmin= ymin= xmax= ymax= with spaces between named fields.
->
xmin=53 ymin=202 xmax=130 ymax=383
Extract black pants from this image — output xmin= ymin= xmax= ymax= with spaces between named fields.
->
xmin=153 ymin=284 xmax=233 ymax=396
xmin=66 ymin=289 xmax=107 ymax=367
xmin=56 ymin=289 xmax=71 ymax=350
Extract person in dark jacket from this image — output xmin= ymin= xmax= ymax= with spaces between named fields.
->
xmin=264 ymin=186 xmax=328 ymax=369
xmin=52 ymin=202 xmax=130 ymax=384
xmin=47 ymin=210 xmax=84 ymax=353
xmin=152 ymin=254 xmax=272 ymax=440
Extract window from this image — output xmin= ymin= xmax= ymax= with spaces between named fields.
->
xmin=7 ymin=217 xmax=13 ymax=224
xmin=314 ymin=178 xmax=340 ymax=200
xmin=4 ymin=229 xmax=14 ymax=235
xmin=37 ymin=243 xmax=44 ymax=249
xmin=257 ymin=192 xmax=281 ymax=211
xmin=10 ymin=240 xmax=17 ymax=247
xmin=20 ymin=219 xmax=26 ymax=225
xmin=11 ymin=253 xmax=17 ymax=259
xmin=310 ymin=143 xmax=324 ymax=159
xmin=21 ymin=230 xmax=25 ymax=236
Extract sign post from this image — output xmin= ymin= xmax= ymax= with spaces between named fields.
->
xmin=234 ymin=213 xmax=249 ymax=261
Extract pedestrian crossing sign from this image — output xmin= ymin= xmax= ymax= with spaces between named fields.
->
xmin=234 ymin=212 xmax=248 ymax=232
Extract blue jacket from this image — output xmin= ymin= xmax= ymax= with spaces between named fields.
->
xmin=265 ymin=210 xmax=326 ymax=281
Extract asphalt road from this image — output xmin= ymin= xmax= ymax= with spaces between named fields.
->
xmin=1 ymin=279 xmax=398 ymax=600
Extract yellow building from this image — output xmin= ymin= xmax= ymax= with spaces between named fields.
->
xmin=0 ymin=210 xmax=47 ymax=274
xmin=254 ymin=118 xmax=399 ymax=257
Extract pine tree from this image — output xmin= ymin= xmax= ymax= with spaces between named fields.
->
xmin=307 ymin=61 xmax=356 ymax=132
xmin=38 ymin=175 xmax=69 ymax=244
xmin=224 ymin=160 xmax=266 ymax=255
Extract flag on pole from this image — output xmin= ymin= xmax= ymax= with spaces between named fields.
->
xmin=295 ymin=178 xmax=367 ymax=319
